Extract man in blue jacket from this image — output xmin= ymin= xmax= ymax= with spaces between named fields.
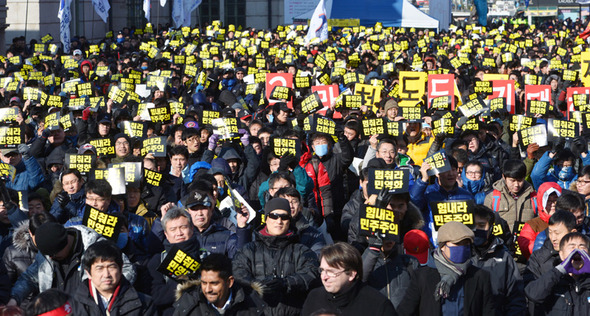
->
xmin=410 ymin=155 xmax=473 ymax=243
xmin=1 ymin=144 xmax=44 ymax=192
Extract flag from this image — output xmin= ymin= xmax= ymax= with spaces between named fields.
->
xmin=143 ymin=0 xmax=150 ymax=21
xmin=305 ymin=0 xmax=328 ymax=44
xmin=58 ymin=0 xmax=72 ymax=53
xmin=172 ymin=0 xmax=201 ymax=27
xmin=91 ymin=0 xmax=110 ymax=23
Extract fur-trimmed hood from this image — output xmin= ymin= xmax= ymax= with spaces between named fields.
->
xmin=11 ymin=220 xmax=35 ymax=253
xmin=401 ymin=202 xmax=425 ymax=234
xmin=175 ymin=279 xmax=264 ymax=301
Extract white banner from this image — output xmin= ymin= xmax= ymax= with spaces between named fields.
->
xmin=58 ymin=0 xmax=73 ymax=53
xmin=305 ymin=0 xmax=328 ymax=44
xmin=172 ymin=0 xmax=202 ymax=27
xmin=143 ymin=0 xmax=151 ymax=21
xmin=91 ymin=0 xmax=110 ymax=23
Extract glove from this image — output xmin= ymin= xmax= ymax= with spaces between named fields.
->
xmin=367 ymin=234 xmax=383 ymax=250
xmin=18 ymin=144 xmax=30 ymax=159
xmin=55 ymin=191 xmax=70 ymax=208
xmin=434 ymin=132 xmax=447 ymax=144
xmin=278 ymin=153 xmax=297 ymax=171
xmin=82 ymin=107 xmax=91 ymax=121
xmin=335 ymin=126 xmax=345 ymax=140
xmin=552 ymin=138 xmax=566 ymax=154
xmin=219 ymin=207 xmax=232 ymax=218
xmin=456 ymin=116 xmax=469 ymax=129
xmin=526 ymin=143 xmax=540 ymax=160
xmin=238 ymin=129 xmax=250 ymax=146
xmin=261 ymin=277 xmax=286 ymax=295
xmin=375 ymin=188 xmax=392 ymax=209
xmin=208 ymin=134 xmax=220 ymax=151
xmin=573 ymin=136 xmax=588 ymax=156
xmin=556 ymin=248 xmax=585 ymax=274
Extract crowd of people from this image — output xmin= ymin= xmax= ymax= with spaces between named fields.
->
xmin=0 ymin=15 xmax=590 ymax=315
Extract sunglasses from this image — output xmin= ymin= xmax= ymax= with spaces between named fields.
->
xmin=267 ymin=212 xmax=291 ymax=221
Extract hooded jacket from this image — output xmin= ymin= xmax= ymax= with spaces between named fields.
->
xmin=518 ymin=182 xmax=562 ymax=259
xmin=232 ymin=227 xmax=319 ymax=316
xmin=10 ymin=225 xmax=136 ymax=305
xmin=173 ymin=280 xmax=267 ymax=316
xmin=6 ymin=156 xmax=45 ymax=192
xmin=50 ymin=187 xmax=86 ymax=224
xmin=406 ymin=132 xmax=434 ymax=164
xmin=2 ymin=221 xmax=36 ymax=286
xmin=221 ymin=146 xmax=261 ymax=192
xmin=531 ymin=151 xmax=590 ymax=190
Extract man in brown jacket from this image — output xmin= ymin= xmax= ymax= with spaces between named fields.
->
xmin=484 ymin=160 xmax=538 ymax=235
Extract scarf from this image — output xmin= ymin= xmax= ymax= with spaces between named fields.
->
xmin=89 ymin=279 xmax=121 ymax=316
xmin=432 ymin=247 xmax=471 ymax=301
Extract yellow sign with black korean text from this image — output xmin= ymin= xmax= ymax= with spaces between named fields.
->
xmin=141 ymin=136 xmax=167 ymax=157
xmin=399 ymin=71 xmax=427 ymax=107
xmin=156 ymin=246 xmax=201 ymax=279
xmin=89 ymin=138 xmax=115 ymax=157
xmin=362 ymin=118 xmax=386 ymax=137
xmin=82 ymin=205 xmax=122 ymax=240
xmin=148 ymin=107 xmax=172 ymax=124
xmin=430 ymin=200 xmax=475 ymax=231
xmin=272 ymin=138 xmax=300 ymax=158
xmin=65 ymin=154 xmax=96 ymax=175
xmin=509 ymin=115 xmax=536 ymax=132
xmin=359 ymin=205 xmax=399 ymax=239
xmin=0 ymin=127 xmax=23 ymax=149
xmin=202 ymin=111 xmax=220 ymax=125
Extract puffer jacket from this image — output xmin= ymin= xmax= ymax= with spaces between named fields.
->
xmin=2 ymin=221 xmax=36 ymax=285
xmin=10 ymin=225 xmax=136 ymax=305
xmin=173 ymin=280 xmax=267 ymax=316
xmin=301 ymin=135 xmax=354 ymax=218
xmin=72 ymin=277 xmax=155 ymax=316
xmin=7 ymin=157 xmax=45 ymax=192
xmin=49 ymin=188 xmax=86 ymax=224
xmin=232 ymin=228 xmax=319 ymax=316
xmin=406 ymin=132 xmax=434 ymax=165
xmin=361 ymin=248 xmax=419 ymax=309
xmin=518 ymin=182 xmax=562 ymax=259
xmin=484 ymin=178 xmax=537 ymax=234
xmin=2 ymin=221 xmax=36 ymax=305
xmin=525 ymin=266 xmax=590 ymax=316
xmin=472 ymin=237 xmax=526 ymax=316
xmin=292 ymin=213 xmax=326 ymax=257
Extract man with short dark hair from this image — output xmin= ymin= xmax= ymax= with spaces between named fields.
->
xmin=525 ymin=232 xmax=590 ymax=315
xmin=71 ymin=240 xmax=154 ymax=315
xmin=302 ymin=242 xmax=396 ymax=316
xmin=484 ymin=159 xmax=537 ymax=234
xmin=173 ymin=253 xmax=265 ymax=315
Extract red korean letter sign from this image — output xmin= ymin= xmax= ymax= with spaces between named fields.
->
xmin=428 ymin=74 xmax=455 ymax=110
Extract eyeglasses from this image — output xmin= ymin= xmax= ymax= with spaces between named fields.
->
xmin=318 ymin=267 xmax=348 ymax=278
xmin=115 ymin=141 xmax=130 ymax=147
xmin=267 ymin=212 xmax=291 ymax=221
xmin=465 ymin=171 xmax=482 ymax=176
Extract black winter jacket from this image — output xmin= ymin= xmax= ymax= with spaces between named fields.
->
xmin=525 ymin=267 xmax=590 ymax=316
xmin=71 ymin=278 xmax=155 ymax=316
xmin=301 ymin=281 xmax=396 ymax=316
xmin=2 ymin=221 xmax=36 ymax=304
xmin=232 ymin=228 xmax=319 ymax=316
xmin=471 ymin=237 xmax=526 ymax=316
xmin=362 ymin=248 xmax=418 ymax=309
xmin=173 ymin=280 xmax=266 ymax=316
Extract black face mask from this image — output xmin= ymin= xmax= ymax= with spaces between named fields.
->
xmin=473 ymin=229 xmax=489 ymax=247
